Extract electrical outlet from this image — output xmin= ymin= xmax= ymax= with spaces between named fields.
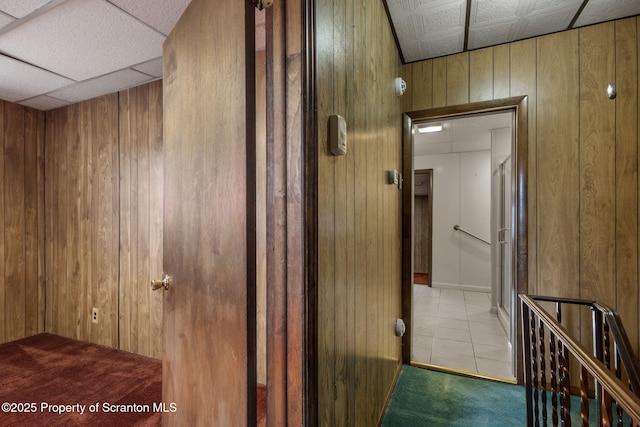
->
xmin=92 ymin=308 xmax=98 ymax=324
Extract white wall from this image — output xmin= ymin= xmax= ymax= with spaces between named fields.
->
xmin=415 ymin=150 xmax=491 ymax=291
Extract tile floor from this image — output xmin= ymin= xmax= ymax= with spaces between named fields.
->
xmin=412 ymin=285 xmax=515 ymax=381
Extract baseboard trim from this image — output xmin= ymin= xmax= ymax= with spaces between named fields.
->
xmin=377 ymin=360 xmax=403 ymax=427
xmin=431 ymin=282 xmax=491 ymax=293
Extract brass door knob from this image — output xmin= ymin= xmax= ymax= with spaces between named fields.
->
xmin=151 ymin=274 xmax=171 ymax=291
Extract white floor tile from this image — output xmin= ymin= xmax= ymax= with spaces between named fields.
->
xmin=431 ymin=338 xmax=474 ymax=358
xmin=413 ymin=323 xmax=436 ymax=337
xmin=474 ymin=343 xmax=512 ymax=362
xmin=412 ymin=290 xmax=515 ymax=380
xmin=435 ymin=318 xmax=469 ymax=331
xmin=431 ymin=354 xmax=477 ymax=372
xmin=434 ymin=327 xmax=471 ymax=343
xmin=471 ymin=332 xmax=509 ymax=347
xmin=475 ymin=358 xmax=515 ymax=380
xmin=469 ymin=320 xmax=507 ymax=336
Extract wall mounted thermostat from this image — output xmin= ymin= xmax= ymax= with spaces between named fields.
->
xmin=329 ymin=114 xmax=347 ymax=156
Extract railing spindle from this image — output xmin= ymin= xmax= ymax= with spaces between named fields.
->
xmin=603 ymin=389 xmax=613 ymax=427
xmin=580 ymin=365 xmax=590 ymax=427
xmin=521 ymin=295 xmax=640 ymax=427
xmin=614 ymin=348 xmax=624 ymax=427
xmin=523 ymin=302 xmax=535 ymax=427
xmin=561 ymin=344 xmax=571 ymax=427
xmin=533 ymin=309 xmax=540 ymax=427
xmin=541 ymin=319 xmax=548 ymax=426
xmin=551 ymin=331 xmax=559 ymax=427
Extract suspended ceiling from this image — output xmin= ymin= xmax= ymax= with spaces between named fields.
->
xmin=0 ymin=0 xmax=266 ymax=111
xmin=385 ymin=0 xmax=640 ymax=63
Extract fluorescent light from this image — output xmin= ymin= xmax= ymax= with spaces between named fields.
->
xmin=418 ymin=123 xmax=443 ymax=133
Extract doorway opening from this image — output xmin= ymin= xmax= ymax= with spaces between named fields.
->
xmin=401 ymin=97 xmax=529 ymax=384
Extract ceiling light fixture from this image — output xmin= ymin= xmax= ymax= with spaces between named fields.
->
xmin=417 ymin=123 xmax=443 ymax=133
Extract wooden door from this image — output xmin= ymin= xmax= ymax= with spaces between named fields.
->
xmin=162 ymin=0 xmax=256 ymax=425
xmin=414 ymin=170 xmax=432 ymax=285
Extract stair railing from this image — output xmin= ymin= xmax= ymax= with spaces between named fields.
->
xmin=520 ymin=294 xmax=640 ymax=427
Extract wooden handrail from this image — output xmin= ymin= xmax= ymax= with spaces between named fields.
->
xmin=521 ymin=294 xmax=640 ymax=426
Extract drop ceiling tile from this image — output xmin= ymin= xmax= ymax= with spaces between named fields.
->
xmin=0 ymin=0 xmax=166 ymax=81
xmin=468 ymin=22 xmax=515 ymax=50
xmin=108 ymin=0 xmax=191 ymax=35
xmin=19 ymin=95 xmax=70 ymax=111
xmin=471 ymin=0 xmax=519 ymax=23
xmin=387 ymin=0 xmax=466 ymax=62
xmin=573 ymin=0 xmax=640 ymax=27
xmin=469 ymin=0 xmax=583 ymax=50
xmin=515 ymin=6 xmax=577 ymax=40
xmin=0 ymin=11 xmax=13 ymax=29
xmin=132 ymin=57 xmax=163 ymax=78
xmin=49 ymin=68 xmax=153 ymax=103
xmin=0 ymin=54 xmax=73 ymax=102
xmin=0 ymin=0 xmax=52 ymax=18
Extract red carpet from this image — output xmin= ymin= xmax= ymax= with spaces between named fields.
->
xmin=414 ymin=272 xmax=429 ymax=285
xmin=0 ymin=333 xmax=267 ymax=426
xmin=0 ymin=333 xmax=162 ymax=426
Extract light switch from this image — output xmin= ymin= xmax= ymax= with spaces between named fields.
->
xmin=329 ymin=114 xmax=347 ymax=156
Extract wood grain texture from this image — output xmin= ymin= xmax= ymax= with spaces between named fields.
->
xmin=578 ymin=23 xmax=616 ymax=348
xmin=614 ymin=17 xmax=638 ymax=353
xmin=494 ymin=44 xmax=510 ymax=99
xmin=315 ymin=0 xmax=403 ymax=425
xmin=4 ymin=102 xmax=26 ymax=343
xmin=414 ymin=196 xmax=430 ymax=274
xmin=470 ymin=48 xmax=494 ymax=102
xmin=162 ymin=0 xmax=255 ymax=424
xmin=403 ymin=15 xmax=640 ymax=358
xmin=433 ymin=57 xmax=447 ymax=108
xmin=118 ymin=81 xmax=164 ymax=359
xmin=447 ymin=52 xmax=469 ymax=105
xmin=411 ymin=60 xmax=433 ymax=111
xmin=45 ymin=94 xmax=119 ymax=349
xmin=0 ymin=101 xmax=45 ymax=345
xmin=266 ymin=1 xmax=289 ymax=425
xmin=255 ymin=49 xmax=267 ymax=386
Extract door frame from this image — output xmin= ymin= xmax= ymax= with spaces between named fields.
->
xmin=413 ymin=169 xmax=433 ymax=286
xmin=401 ymin=96 xmax=529 ymax=383
xmin=265 ymin=0 xmax=317 ymax=425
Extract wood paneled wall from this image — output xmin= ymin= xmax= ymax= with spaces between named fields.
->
xmin=45 ymin=93 xmax=120 ymax=348
xmin=118 ymin=81 xmax=164 ymax=359
xmin=0 ymin=101 xmax=45 ymax=345
xmin=403 ymin=17 xmax=640 ymax=354
xmin=316 ymin=0 xmax=403 ymax=425
xmin=45 ymin=81 xmax=164 ymax=357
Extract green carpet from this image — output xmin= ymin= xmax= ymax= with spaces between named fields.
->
xmin=381 ymin=365 xmax=610 ymax=427
xmin=382 ymin=366 xmax=526 ymax=426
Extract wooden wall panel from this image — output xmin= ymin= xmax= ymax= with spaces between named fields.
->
xmin=493 ymin=44 xmax=510 ymax=99
xmin=255 ymin=49 xmax=267 ymax=386
xmin=4 ymin=103 xmax=26 ymax=342
xmin=316 ymin=0 xmax=403 ymax=425
xmin=45 ymin=83 xmax=162 ymax=356
xmin=45 ymin=95 xmax=119 ymax=349
xmin=579 ymin=23 xmax=616 ymax=346
xmin=447 ymin=52 xmax=469 ymax=105
xmin=0 ymin=101 xmax=45 ymax=345
xmin=403 ymin=17 xmax=640 ymax=355
xmin=470 ymin=48 xmax=493 ymax=102
xmin=410 ymin=61 xmax=433 ymax=111
xmin=118 ymin=81 xmax=164 ymax=359
xmin=614 ymin=17 xmax=639 ymax=352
